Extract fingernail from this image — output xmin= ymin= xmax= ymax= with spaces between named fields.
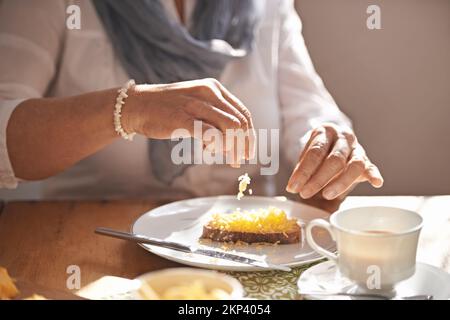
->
xmin=300 ymin=187 xmax=313 ymax=199
xmin=375 ymin=178 xmax=384 ymax=188
xmin=286 ymin=181 xmax=300 ymax=193
xmin=323 ymin=189 xmax=337 ymax=200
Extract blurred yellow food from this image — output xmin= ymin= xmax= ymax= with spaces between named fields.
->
xmin=208 ymin=206 xmax=297 ymax=233
xmin=0 ymin=266 xmax=19 ymax=300
xmin=24 ymin=294 xmax=47 ymax=300
xmin=138 ymin=280 xmax=230 ymax=300
xmin=138 ymin=281 xmax=160 ymax=300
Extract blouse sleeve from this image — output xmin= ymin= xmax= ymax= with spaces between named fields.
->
xmin=0 ymin=0 xmax=65 ymax=188
xmin=277 ymin=0 xmax=352 ymax=166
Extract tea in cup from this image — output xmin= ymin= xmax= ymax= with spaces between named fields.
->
xmin=306 ymin=206 xmax=423 ymax=292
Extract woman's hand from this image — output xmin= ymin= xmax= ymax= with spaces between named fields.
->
xmin=124 ymin=78 xmax=256 ymax=164
xmin=286 ymin=123 xmax=383 ymax=200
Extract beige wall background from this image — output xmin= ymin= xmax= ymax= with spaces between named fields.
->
xmin=295 ymin=0 xmax=450 ymax=195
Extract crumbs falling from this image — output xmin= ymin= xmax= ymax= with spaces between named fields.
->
xmin=237 ymin=173 xmax=252 ymax=200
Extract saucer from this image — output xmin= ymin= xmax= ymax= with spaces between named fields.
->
xmin=297 ymin=261 xmax=450 ymax=300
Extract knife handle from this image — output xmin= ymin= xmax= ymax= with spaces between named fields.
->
xmin=95 ymin=227 xmax=192 ymax=253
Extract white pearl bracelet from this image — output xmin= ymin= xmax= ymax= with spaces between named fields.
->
xmin=114 ymin=79 xmax=137 ymax=141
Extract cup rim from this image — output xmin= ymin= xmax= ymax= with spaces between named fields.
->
xmin=133 ymin=267 xmax=244 ymax=299
xmin=329 ymin=206 xmax=423 ymax=237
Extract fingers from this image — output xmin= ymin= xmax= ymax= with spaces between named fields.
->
xmin=188 ymin=79 xmax=253 ymax=163
xmin=193 ymin=79 xmax=249 ymax=131
xmin=206 ymin=82 xmax=250 ymax=164
xmin=215 ymin=108 xmax=246 ymax=168
xmin=300 ymin=134 xmax=352 ymax=199
xmin=183 ymin=98 xmax=241 ymax=135
xmin=143 ymin=79 xmax=253 ymax=166
xmin=297 ymin=129 xmax=320 ymax=163
xmin=349 ymin=144 xmax=384 ymax=189
xmin=176 ymin=111 xmax=216 ymax=138
xmin=214 ymin=80 xmax=256 ymax=160
xmin=175 ymin=111 xmax=227 ymax=153
xmin=286 ymin=127 xmax=334 ymax=193
xmin=365 ymin=162 xmax=384 ymax=188
xmin=321 ymin=145 xmax=384 ymax=199
xmin=179 ymin=101 xmax=232 ymax=155
xmin=286 ymin=124 xmax=384 ymax=201
xmin=183 ymin=97 xmax=246 ymax=167
xmin=322 ymin=156 xmax=366 ymax=200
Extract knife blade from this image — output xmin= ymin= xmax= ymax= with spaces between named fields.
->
xmin=192 ymin=248 xmax=291 ymax=272
xmin=95 ymin=227 xmax=291 ymax=272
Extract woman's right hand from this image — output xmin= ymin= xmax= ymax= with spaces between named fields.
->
xmin=123 ymin=78 xmax=256 ymax=165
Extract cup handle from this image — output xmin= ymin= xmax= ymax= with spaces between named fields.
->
xmin=306 ymin=219 xmax=338 ymax=263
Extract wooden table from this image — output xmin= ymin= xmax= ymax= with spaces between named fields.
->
xmin=0 ymin=196 xmax=449 ymax=298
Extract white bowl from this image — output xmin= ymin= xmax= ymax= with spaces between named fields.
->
xmin=132 ymin=268 xmax=244 ymax=300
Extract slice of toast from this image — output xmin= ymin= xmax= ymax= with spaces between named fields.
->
xmin=201 ymin=224 xmax=301 ymax=244
xmin=200 ymin=207 xmax=302 ymax=245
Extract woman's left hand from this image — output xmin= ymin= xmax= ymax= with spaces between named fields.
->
xmin=286 ymin=123 xmax=384 ymax=200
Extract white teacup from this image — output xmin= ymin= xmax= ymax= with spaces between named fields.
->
xmin=306 ymin=206 xmax=423 ymax=292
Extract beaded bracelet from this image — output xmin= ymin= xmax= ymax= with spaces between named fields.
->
xmin=113 ymin=79 xmax=137 ymax=141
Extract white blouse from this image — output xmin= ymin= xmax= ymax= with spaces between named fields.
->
xmin=0 ymin=0 xmax=350 ymax=199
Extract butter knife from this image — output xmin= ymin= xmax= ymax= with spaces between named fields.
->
xmin=95 ymin=227 xmax=291 ymax=272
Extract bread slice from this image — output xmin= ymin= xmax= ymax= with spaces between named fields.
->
xmin=201 ymin=224 xmax=301 ymax=244
xmin=200 ymin=207 xmax=301 ymax=244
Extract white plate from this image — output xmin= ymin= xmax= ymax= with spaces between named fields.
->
xmin=132 ymin=195 xmax=334 ymax=271
xmin=297 ymin=260 xmax=450 ymax=300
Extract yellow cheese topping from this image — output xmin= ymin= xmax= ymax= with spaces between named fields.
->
xmin=207 ymin=207 xmax=298 ymax=233
xmin=0 ymin=267 xmax=19 ymax=300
